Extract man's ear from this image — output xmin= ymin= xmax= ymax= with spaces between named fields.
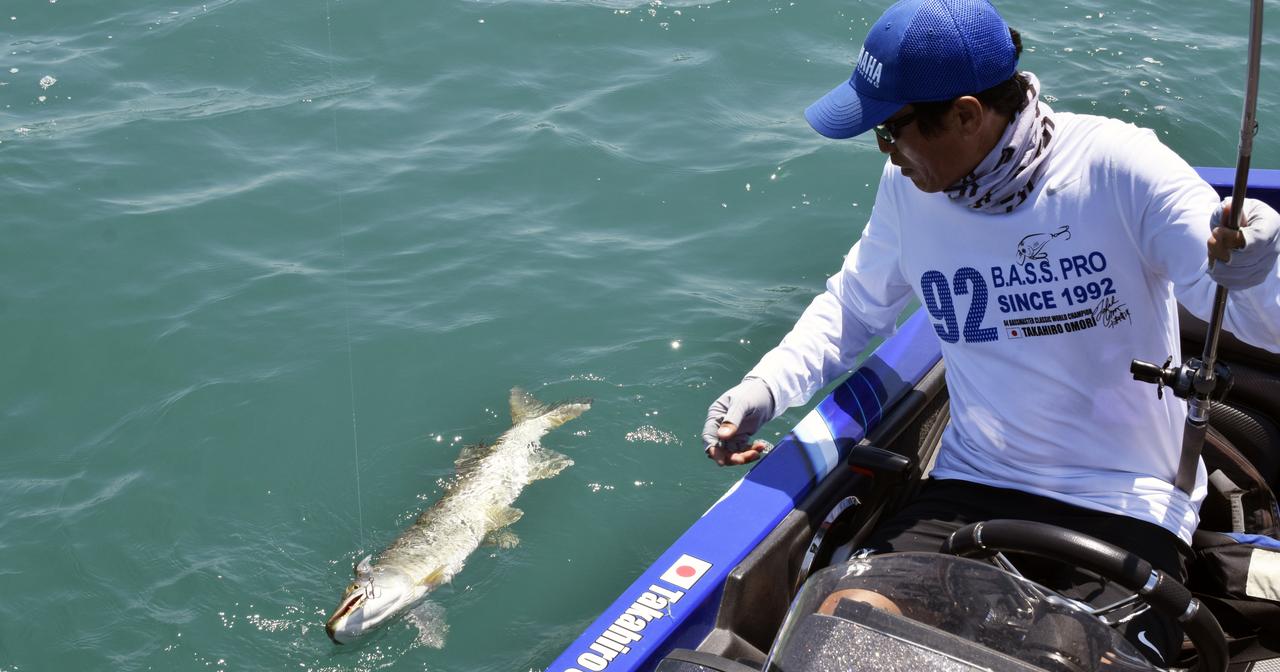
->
xmin=950 ymin=96 xmax=985 ymax=135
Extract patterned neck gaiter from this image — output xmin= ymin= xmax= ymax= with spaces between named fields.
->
xmin=944 ymin=72 xmax=1057 ymax=215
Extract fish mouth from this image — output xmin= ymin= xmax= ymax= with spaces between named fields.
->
xmin=325 ymin=591 xmax=367 ymax=645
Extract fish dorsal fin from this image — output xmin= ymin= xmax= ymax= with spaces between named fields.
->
xmin=530 ymin=448 xmax=574 ymax=481
xmin=454 ymin=443 xmax=489 ymax=474
xmin=509 ymin=387 xmax=546 ymax=424
xmin=354 ymin=555 xmax=373 ymax=577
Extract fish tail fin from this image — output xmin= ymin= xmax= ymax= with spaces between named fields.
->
xmin=509 ymin=387 xmax=591 ymax=427
xmin=1056 ymin=224 xmax=1071 ymax=239
xmin=543 ymin=400 xmax=591 ymax=429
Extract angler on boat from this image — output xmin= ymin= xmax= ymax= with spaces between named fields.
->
xmin=551 ymin=0 xmax=1280 ymax=670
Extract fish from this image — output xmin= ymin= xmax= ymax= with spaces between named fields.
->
xmin=325 ymin=388 xmax=590 ymax=645
xmin=1016 ymin=224 xmax=1072 ymax=263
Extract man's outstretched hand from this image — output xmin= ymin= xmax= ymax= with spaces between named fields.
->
xmin=702 ymin=377 xmax=775 ymax=466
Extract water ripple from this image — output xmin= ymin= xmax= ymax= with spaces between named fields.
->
xmin=1 ymin=80 xmax=372 ymax=144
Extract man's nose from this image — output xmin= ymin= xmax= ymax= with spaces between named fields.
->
xmin=876 ymin=134 xmax=893 ymax=154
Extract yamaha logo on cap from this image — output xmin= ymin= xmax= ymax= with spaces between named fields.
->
xmin=855 ymin=47 xmax=883 ymax=88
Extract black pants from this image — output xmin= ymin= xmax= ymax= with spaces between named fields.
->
xmin=862 ymin=478 xmax=1191 ymax=667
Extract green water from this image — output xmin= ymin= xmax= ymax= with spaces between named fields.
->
xmin=2 ymin=0 xmax=1276 ymax=669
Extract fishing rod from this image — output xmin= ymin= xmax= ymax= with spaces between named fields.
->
xmin=1130 ymin=0 xmax=1263 ymax=494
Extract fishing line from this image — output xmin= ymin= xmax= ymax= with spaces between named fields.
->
xmin=324 ymin=0 xmax=365 ymax=550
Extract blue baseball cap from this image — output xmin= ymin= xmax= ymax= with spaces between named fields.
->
xmin=805 ymin=0 xmax=1017 ymax=139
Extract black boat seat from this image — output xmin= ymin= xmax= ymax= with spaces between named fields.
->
xmin=1209 ymin=363 xmax=1280 ymax=491
xmin=1209 ymin=402 xmax=1280 ymax=487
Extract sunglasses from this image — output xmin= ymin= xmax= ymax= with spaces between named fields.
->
xmin=873 ymin=112 xmax=918 ymax=145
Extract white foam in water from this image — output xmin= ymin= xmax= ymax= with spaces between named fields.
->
xmin=39 ymin=75 xmax=55 ymax=89
xmin=405 ymin=600 xmax=448 ymax=649
xmin=624 ymin=425 xmax=680 ymax=445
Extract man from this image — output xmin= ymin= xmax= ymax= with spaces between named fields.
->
xmin=702 ymin=0 xmax=1280 ymax=664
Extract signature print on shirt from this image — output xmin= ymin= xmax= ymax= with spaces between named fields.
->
xmin=1094 ymin=296 xmax=1131 ymax=327
xmin=921 ymin=248 xmax=1131 ymax=343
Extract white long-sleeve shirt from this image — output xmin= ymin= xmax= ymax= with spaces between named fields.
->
xmin=749 ymin=113 xmax=1280 ymax=544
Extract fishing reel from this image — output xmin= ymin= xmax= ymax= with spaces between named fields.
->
xmin=1130 ymin=356 xmax=1233 ymax=401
